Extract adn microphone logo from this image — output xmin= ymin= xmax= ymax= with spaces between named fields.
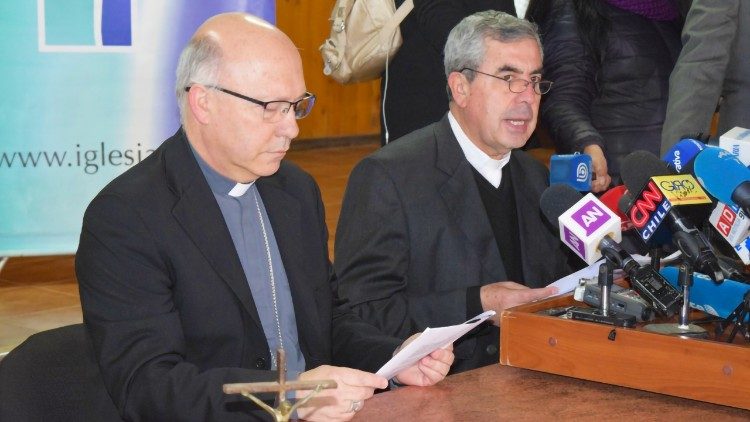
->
xmin=37 ymin=0 xmax=137 ymax=52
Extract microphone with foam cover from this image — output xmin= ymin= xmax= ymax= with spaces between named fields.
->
xmin=621 ymin=151 xmax=723 ymax=282
xmin=549 ymin=153 xmax=592 ymax=191
xmin=599 ymin=185 xmax=632 ymax=231
xmin=694 ymin=146 xmax=750 ymax=216
xmin=540 ymin=184 xmax=682 ymax=316
xmin=662 ymin=138 xmax=705 ymax=174
xmin=540 ymin=184 xmax=621 ymax=265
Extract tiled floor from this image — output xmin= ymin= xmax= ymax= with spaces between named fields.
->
xmin=0 ymin=141 xmax=379 ymax=357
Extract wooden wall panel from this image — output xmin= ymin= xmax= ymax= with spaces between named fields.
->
xmin=276 ymin=0 xmax=381 ymax=140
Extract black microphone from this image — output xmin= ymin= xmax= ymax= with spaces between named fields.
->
xmin=540 ymin=184 xmax=682 ymax=316
xmin=621 ymin=151 xmax=724 ymax=283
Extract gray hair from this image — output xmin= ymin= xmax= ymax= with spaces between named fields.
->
xmin=175 ymin=35 xmax=223 ymax=123
xmin=443 ymin=10 xmax=542 ymax=101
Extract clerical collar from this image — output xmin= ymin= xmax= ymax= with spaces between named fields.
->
xmin=190 ymin=143 xmax=255 ymax=197
xmin=448 ymin=111 xmax=511 ymax=188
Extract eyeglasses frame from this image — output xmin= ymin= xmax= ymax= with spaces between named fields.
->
xmin=184 ymin=85 xmax=316 ymax=120
xmin=459 ymin=68 xmax=553 ymax=95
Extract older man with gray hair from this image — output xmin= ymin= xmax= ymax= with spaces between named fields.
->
xmin=335 ymin=10 xmax=576 ymax=374
xmin=76 ymin=12 xmax=453 ymax=422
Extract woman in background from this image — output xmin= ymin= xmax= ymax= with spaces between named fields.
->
xmin=526 ymin=0 xmax=686 ymax=191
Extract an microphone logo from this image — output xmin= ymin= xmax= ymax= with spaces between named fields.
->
xmin=576 ymin=162 xmax=589 ymax=183
xmin=559 ymin=194 xmax=621 ymax=264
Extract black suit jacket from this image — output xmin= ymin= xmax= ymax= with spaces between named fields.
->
xmin=76 ymin=129 xmax=400 ymax=421
xmin=335 ymin=115 xmax=575 ymax=373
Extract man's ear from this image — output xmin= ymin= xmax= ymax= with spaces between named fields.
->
xmin=187 ymin=85 xmax=212 ymax=124
xmin=447 ymin=72 xmax=469 ymax=107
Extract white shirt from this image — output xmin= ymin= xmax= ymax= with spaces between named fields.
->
xmin=448 ymin=111 xmax=511 ymax=188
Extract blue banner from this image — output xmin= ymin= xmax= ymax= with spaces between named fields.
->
xmin=0 ymin=1 xmax=275 ymax=256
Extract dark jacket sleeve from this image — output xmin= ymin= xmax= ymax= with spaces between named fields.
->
xmin=76 ymin=193 xmax=275 ymax=422
xmin=334 ymin=156 xmax=473 ymax=339
xmin=539 ymin=0 xmax=605 ymax=153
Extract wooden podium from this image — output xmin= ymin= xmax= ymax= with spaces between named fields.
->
xmin=500 ymin=294 xmax=750 ymax=410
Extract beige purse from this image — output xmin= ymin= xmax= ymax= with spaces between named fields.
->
xmin=320 ymin=0 xmax=414 ymax=84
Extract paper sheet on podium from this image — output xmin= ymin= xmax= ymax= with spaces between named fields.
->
xmin=376 ymin=310 xmax=495 ymax=380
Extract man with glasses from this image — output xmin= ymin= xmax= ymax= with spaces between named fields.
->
xmin=335 ymin=10 xmax=576 ymax=374
xmin=76 ymin=13 xmax=452 ymax=421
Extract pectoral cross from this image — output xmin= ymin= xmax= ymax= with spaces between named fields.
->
xmin=223 ymin=349 xmax=337 ymax=422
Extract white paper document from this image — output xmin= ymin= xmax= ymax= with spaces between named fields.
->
xmin=376 ymin=310 xmax=496 ymax=380
xmin=546 ymin=260 xmax=605 ymax=297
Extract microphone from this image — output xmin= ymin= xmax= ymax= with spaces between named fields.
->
xmin=718 ymin=126 xmax=750 ymax=166
xmin=693 ymin=146 xmax=750 ymax=216
xmin=549 ymin=153 xmax=592 ymax=191
xmin=540 ymin=184 xmax=682 ymax=316
xmin=662 ymin=138 xmax=705 ymax=174
xmin=708 ymin=202 xmax=750 ymax=247
xmin=660 ymin=266 xmax=750 ymax=319
xmin=540 ymin=184 xmax=621 ymax=265
xmin=621 ymin=151 xmax=723 ymax=282
xmin=599 ymin=185 xmax=633 ymax=232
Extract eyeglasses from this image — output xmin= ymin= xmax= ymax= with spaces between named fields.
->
xmin=185 ymin=85 xmax=316 ymax=122
xmin=460 ymin=68 xmax=552 ymax=95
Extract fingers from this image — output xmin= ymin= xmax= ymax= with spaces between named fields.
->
xmin=495 ymin=281 xmax=528 ymax=290
xmin=590 ymin=173 xmax=611 ymax=193
xmin=336 ymin=368 xmax=388 ymax=390
xmin=297 ymin=366 xmax=385 ymax=422
xmin=425 ymin=348 xmax=454 ymax=377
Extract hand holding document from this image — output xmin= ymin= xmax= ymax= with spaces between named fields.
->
xmin=376 ymin=310 xmax=495 ymax=380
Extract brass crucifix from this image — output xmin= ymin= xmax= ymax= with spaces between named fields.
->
xmin=223 ymin=349 xmax=338 ymax=422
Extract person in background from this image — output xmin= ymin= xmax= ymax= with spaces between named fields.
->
xmin=335 ymin=11 xmax=575 ymax=374
xmin=76 ymin=12 xmax=453 ymax=422
xmin=380 ymin=0 xmax=517 ymax=145
xmin=526 ymin=0 xmax=686 ymax=191
xmin=661 ymin=0 xmax=749 ymax=152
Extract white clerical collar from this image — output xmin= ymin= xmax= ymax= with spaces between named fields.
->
xmin=448 ymin=111 xmax=511 ymax=188
xmin=228 ymin=181 xmax=255 ymax=197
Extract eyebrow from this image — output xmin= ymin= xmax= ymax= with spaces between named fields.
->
xmin=496 ymin=65 xmax=543 ymax=75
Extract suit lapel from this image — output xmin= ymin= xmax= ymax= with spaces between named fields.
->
xmin=509 ymin=154 xmax=544 ymax=286
xmin=165 ymin=131 xmax=263 ymax=329
xmin=433 ymin=117 xmax=507 ymax=282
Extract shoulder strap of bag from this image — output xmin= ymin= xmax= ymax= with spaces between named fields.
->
xmin=379 ymin=0 xmax=414 ymax=45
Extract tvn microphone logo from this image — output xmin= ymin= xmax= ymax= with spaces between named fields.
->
xmin=37 ymin=0 xmax=137 ymax=52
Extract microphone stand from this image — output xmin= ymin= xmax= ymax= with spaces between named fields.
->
xmin=650 ymin=247 xmax=661 ymax=272
xmin=569 ymin=261 xmax=636 ymax=328
xmin=644 ymin=262 xmax=708 ymax=338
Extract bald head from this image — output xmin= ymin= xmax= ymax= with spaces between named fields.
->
xmin=175 ymin=13 xmax=302 ymax=123
xmin=175 ymin=13 xmax=307 ymax=183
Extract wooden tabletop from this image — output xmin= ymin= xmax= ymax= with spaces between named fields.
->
xmin=353 ymin=364 xmax=750 ymax=421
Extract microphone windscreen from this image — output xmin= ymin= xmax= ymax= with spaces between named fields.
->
xmin=617 ymin=191 xmax=634 ymax=215
xmin=621 ymin=150 xmax=673 ymax=192
xmin=599 ymin=185 xmax=628 ymax=217
xmin=540 ymin=184 xmax=582 ymax=226
xmin=662 ymin=138 xmax=705 ymax=173
xmin=694 ymin=146 xmax=750 ymax=205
